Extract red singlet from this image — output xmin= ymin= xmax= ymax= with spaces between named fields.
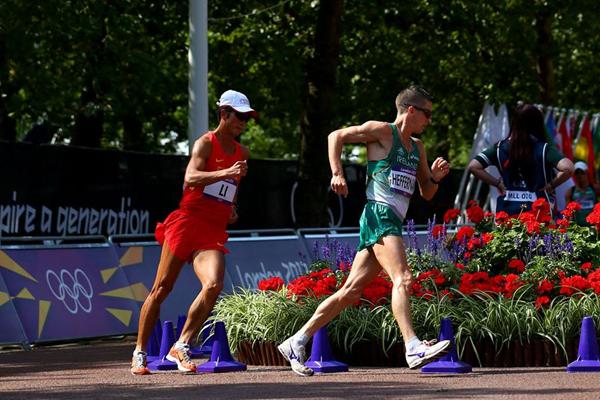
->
xmin=155 ymin=132 xmax=244 ymax=262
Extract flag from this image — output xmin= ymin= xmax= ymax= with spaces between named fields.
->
xmin=593 ymin=115 xmax=600 ymax=171
xmin=573 ymin=115 xmax=596 ymax=184
xmin=544 ymin=109 xmax=556 ymax=145
xmin=554 ymin=112 xmax=565 ymax=152
xmin=558 ymin=112 xmax=573 ymax=160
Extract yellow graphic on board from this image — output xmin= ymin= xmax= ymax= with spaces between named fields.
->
xmin=38 ymin=300 xmax=51 ymax=338
xmin=14 ymin=288 xmax=35 ymax=300
xmin=0 ymin=291 xmax=9 ymax=307
xmin=119 ymin=247 xmax=143 ymax=267
xmin=100 ymin=267 xmax=118 ymax=283
xmin=100 ymin=282 xmax=149 ymax=302
xmin=0 ymin=251 xmax=37 ymax=282
xmin=100 ymin=246 xmax=144 ymax=283
xmin=106 ymin=308 xmax=133 ymax=326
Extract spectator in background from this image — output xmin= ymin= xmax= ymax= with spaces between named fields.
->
xmin=565 ymin=161 xmax=598 ymax=225
xmin=469 ymin=104 xmax=574 ymax=216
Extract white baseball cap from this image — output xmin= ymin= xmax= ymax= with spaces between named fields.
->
xmin=217 ymin=90 xmax=258 ymax=118
xmin=574 ymin=161 xmax=588 ymax=172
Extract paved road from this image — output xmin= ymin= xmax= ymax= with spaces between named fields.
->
xmin=0 ymin=339 xmax=599 ymax=400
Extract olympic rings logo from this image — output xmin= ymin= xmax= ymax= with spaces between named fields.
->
xmin=46 ymin=268 xmax=94 ymax=314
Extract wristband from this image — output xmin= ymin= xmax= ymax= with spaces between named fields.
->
xmin=430 ymin=176 xmax=441 ymax=185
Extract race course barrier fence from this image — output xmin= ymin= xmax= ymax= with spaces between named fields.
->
xmin=0 ymin=227 xmax=432 ymax=347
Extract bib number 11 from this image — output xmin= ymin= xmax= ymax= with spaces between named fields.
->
xmin=203 ymin=179 xmax=237 ymax=204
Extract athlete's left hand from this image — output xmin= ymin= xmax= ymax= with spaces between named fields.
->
xmin=228 ymin=205 xmax=239 ymax=225
xmin=431 ymin=157 xmax=450 ymax=182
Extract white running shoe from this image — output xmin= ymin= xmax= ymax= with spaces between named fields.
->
xmin=405 ymin=339 xmax=451 ymax=369
xmin=278 ymin=337 xmax=314 ymax=377
xmin=290 ymin=359 xmax=314 ymax=377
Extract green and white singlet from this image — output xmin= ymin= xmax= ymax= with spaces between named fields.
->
xmin=358 ymin=124 xmax=420 ymax=251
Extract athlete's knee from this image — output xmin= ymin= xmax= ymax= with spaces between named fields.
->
xmin=338 ymin=284 xmax=362 ymax=304
xmin=392 ymin=274 xmax=413 ymax=293
xmin=201 ymin=280 xmax=224 ymax=298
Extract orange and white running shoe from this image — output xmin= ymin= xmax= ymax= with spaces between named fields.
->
xmin=131 ymin=351 xmax=151 ymax=375
xmin=166 ymin=343 xmax=197 ymax=372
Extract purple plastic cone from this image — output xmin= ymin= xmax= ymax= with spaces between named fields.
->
xmin=148 ymin=320 xmax=178 ymax=371
xmin=197 ymin=322 xmax=246 ymax=373
xmin=567 ymin=316 xmax=600 ymax=372
xmin=421 ymin=317 xmax=472 ymax=374
xmin=147 ymin=319 xmax=162 ymax=362
xmin=305 ymin=326 xmax=348 ymax=373
xmin=197 ymin=321 xmax=215 ymax=357
xmin=176 ymin=315 xmax=186 ymax=338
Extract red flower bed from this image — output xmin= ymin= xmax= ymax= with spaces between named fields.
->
xmin=257 ymin=199 xmax=600 ymax=309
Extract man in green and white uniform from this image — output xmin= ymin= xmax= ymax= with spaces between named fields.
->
xmin=278 ymin=86 xmax=452 ymax=376
xmin=359 ymin=123 xmax=421 ymax=250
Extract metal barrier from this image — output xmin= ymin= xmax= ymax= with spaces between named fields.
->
xmin=227 ymin=228 xmax=298 ymax=238
xmin=108 ymin=233 xmax=157 ymax=246
xmin=0 ymin=235 xmax=108 ymax=248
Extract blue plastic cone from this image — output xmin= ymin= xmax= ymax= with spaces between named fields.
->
xmin=305 ymin=326 xmax=348 ymax=373
xmin=176 ymin=315 xmax=186 ymax=338
xmin=421 ymin=317 xmax=472 ymax=374
xmin=197 ymin=320 xmax=215 ymax=357
xmin=148 ymin=320 xmax=178 ymax=371
xmin=197 ymin=321 xmax=246 ymax=373
xmin=567 ymin=316 xmax=600 ymax=372
xmin=146 ymin=318 xmax=162 ymax=362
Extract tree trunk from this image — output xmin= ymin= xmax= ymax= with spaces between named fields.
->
xmin=0 ymin=100 xmax=16 ymax=143
xmin=0 ymin=34 xmax=16 ymax=143
xmin=535 ymin=8 xmax=556 ymax=105
xmin=296 ymin=0 xmax=343 ymax=227
xmin=123 ymin=114 xmax=145 ymax=151
xmin=71 ymin=83 xmax=104 ymax=148
xmin=71 ymin=5 xmax=108 ymax=148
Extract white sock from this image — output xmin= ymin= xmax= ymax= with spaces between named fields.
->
xmin=406 ymin=336 xmax=421 ymax=353
xmin=133 ymin=349 xmax=146 ymax=356
xmin=292 ymin=332 xmax=310 ymax=347
xmin=175 ymin=341 xmax=188 ymax=349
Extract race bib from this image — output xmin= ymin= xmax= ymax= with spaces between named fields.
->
xmin=203 ymin=179 xmax=237 ymax=204
xmin=504 ymin=190 xmax=537 ymax=202
xmin=389 ymin=167 xmax=416 ymax=198
xmin=579 ymin=199 xmax=595 ymax=209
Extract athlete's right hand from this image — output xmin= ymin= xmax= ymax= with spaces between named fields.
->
xmin=330 ymin=174 xmax=348 ymax=197
xmin=228 ymin=160 xmax=248 ymax=178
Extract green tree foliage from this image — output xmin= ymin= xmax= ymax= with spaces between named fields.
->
xmin=1 ymin=0 xmax=598 ymax=162
xmin=208 ymin=0 xmax=600 ymax=165
xmin=0 ymin=1 xmax=188 ymax=151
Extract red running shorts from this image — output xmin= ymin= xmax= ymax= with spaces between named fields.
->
xmin=155 ymin=209 xmax=229 ymax=263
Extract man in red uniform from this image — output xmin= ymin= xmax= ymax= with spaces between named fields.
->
xmin=131 ymin=90 xmax=255 ymax=375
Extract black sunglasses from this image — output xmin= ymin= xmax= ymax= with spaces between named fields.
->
xmin=232 ymin=109 xmax=251 ymax=122
xmin=404 ymin=103 xmax=432 ymax=119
